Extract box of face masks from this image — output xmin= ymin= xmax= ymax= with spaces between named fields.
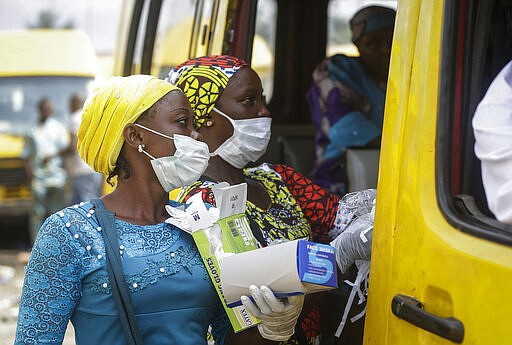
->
xmin=165 ymin=182 xmax=261 ymax=332
xmin=220 ymin=239 xmax=338 ymax=308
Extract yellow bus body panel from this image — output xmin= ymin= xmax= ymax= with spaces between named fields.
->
xmin=364 ymin=1 xmax=512 ymax=344
xmin=0 ymin=134 xmax=24 ymax=159
xmin=0 ymin=29 xmax=96 ymax=77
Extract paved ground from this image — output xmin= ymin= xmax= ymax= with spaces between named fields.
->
xmin=0 ymin=250 xmax=75 ymax=345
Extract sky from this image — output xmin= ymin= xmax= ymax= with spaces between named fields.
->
xmin=0 ymin=0 xmax=122 ymax=55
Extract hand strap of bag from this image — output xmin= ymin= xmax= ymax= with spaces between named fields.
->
xmin=91 ymin=199 xmax=144 ymax=345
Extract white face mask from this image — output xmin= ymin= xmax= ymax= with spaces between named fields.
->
xmin=211 ymin=107 xmax=272 ymax=168
xmin=134 ymin=124 xmax=210 ymax=192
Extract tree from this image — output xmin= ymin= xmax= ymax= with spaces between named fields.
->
xmin=28 ymin=9 xmax=74 ymax=29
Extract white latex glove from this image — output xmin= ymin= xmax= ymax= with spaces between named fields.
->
xmin=241 ymin=285 xmax=304 ymax=341
xmin=330 ymin=213 xmax=373 ymax=274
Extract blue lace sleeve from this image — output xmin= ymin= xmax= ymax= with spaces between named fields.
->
xmin=15 ymin=213 xmax=85 ymax=345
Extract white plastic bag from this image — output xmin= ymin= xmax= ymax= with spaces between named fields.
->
xmin=329 ymin=188 xmax=376 ymax=339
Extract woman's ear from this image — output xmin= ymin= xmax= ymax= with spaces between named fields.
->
xmin=123 ymin=123 xmax=143 ymax=150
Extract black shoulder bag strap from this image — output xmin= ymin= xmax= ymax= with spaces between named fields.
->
xmin=90 ymin=199 xmax=144 ymax=345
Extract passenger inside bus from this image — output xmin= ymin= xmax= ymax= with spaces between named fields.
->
xmin=307 ymin=5 xmax=395 ymax=195
xmin=167 ymin=55 xmax=372 ymax=344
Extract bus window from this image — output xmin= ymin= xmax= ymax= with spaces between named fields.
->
xmin=438 ymin=0 xmax=512 ymax=239
xmin=121 ymin=0 xmax=211 ymax=78
xmin=327 ymin=0 xmax=397 ymax=57
xmin=151 ymin=0 xmax=201 ymax=78
xmin=253 ymin=0 xmax=277 ymax=101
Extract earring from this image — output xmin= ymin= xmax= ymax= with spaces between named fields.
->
xmin=205 ymin=119 xmax=213 ymax=127
xmin=138 ymin=144 xmax=145 ymax=153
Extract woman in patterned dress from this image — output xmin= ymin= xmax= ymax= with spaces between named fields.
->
xmin=167 ymin=56 xmax=363 ymax=344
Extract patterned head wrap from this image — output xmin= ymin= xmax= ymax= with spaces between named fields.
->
xmin=77 ymin=74 xmax=180 ymax=175
xmin=350 ymin=6 xmax=396 ymax=44
xmin=166 ymin=55 xmax=248 ymax=128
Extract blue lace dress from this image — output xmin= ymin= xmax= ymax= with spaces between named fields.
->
xmin=14 ymin=201 xmax=229 ymax=345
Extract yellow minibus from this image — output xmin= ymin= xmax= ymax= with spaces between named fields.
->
xmin=0 ymin=30 xmax=96 ymax=228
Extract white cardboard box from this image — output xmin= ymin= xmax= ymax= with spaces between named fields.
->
xmin=220 ymin=239 xmax=338 ymax=307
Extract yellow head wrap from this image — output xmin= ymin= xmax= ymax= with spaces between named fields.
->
xmin=77 ymin=75 xmax=180 ymax=175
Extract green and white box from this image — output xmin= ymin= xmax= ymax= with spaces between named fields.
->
xmin=167 ymin=182 xmax=260 ymax=332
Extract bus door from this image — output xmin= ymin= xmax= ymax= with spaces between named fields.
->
xmin=364 ymin=0 xmax=512 ymax=344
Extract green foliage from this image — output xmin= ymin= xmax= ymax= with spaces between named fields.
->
xmin=28 ymin=9 xmax=74 ymax=29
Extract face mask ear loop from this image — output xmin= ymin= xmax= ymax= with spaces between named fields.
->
xmin=211 ymin=107 xmax=236 ymax=157
xmin=134 ymin=123 xmax=175 ymax=141
xmin=212 ymin=107 xmax=234 ymax=123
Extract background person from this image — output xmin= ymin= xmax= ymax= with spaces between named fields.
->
xmin=167 ymin=55 xmax=371 ymax=344
xmin=15 ymin=75 xmax=299 ymax=345
xmin=22 ymin=97 xmax=70 ymax=243
xmin=473 ymin=60 xmax=512 ymax=223
xmin=64 ymin=92 xmax=103 ymax=204
xmin=306 ymin=5 xmax=396 ymax=195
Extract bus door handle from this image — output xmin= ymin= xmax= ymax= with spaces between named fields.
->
xmin=391 ymin=294 xmax=464 ymax=343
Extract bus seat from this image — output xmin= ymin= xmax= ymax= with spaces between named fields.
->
xmin=277 ymin=135 xmax=316 ymax=177
xmin=346 ymin=148 xmax=380 ymax=192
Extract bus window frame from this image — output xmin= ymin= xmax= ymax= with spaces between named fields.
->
xmin=230 ymin=0 xmax=257 ymax=61
xmin=123 ymin=0 xmax=145 ymax=76
xmin=141 ymin=0 xmax=163 ymax=74
xmin=190 ymin=0 xmax=206 ymax=57
xmin=436 ymin=0 xmax=512 ymax=245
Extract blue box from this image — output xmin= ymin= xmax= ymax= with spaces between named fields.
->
xmin=297 ymin=240 xmax=338 ymax=291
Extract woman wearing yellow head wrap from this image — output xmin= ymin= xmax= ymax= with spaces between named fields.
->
xmin=14 ymin=75 xmax=242 ymax=345
xmin=78 ymin=74 xmax=177 ymax=176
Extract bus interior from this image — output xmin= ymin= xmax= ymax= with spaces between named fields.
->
xmin=114 ymin=0 xmax=512 ymax=224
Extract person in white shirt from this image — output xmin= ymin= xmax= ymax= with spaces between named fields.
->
xmin=23 ymin=97 xmax=70 ymax=242
xmin=473 ymin=60 xmax=512 ymax=223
